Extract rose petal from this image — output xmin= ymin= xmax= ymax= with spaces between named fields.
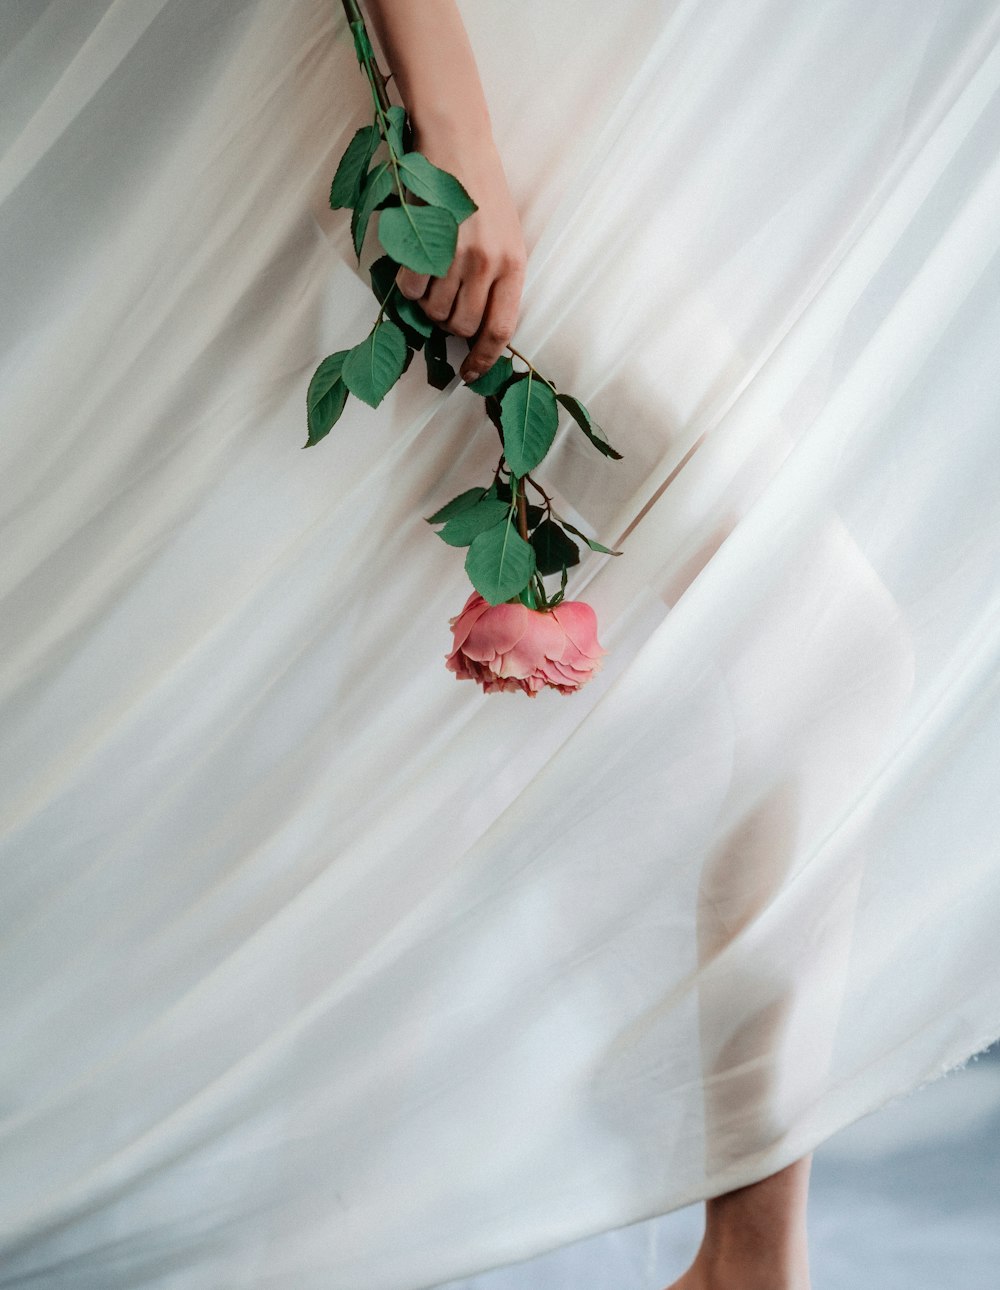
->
xmin=448 ymin=592 xmax=493 ymax=653
xmin=501 ymin=609 xmax=569 ymax=676
xmin=551 ymin=600 xmax=606 ymax=658
xmin=539 ymin=658 xmax=590 ymax=689
xmin=461 ymin=602 xmax=529 ymax=663
xmin=445 ymin=651 xmax=479 ymax=681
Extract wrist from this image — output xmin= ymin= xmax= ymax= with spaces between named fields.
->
xmin=407 ymin=99 xmax=495 ymax=152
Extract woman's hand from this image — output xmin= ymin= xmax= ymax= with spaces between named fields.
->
xmin=395 ymin=121 xmax=526 ymax=385
xmin=360 ymin=1 xmax=526 ymax=384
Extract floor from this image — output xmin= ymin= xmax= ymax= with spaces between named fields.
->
xmin=435 ymin=1043 xmax=1000 ymax=1290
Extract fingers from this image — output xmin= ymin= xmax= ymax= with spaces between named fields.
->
xmin=395 ymin=244 xmax=525 ymax=384
xmin=422 ymin=270 xmax=461 ymax=325
xmin=459 ymin=263 xmax=524 ymax=383
xmin=445 ymin=272 xmax=490 ymax=344
xmin=395 ymin=266 xmax=430 ymax=300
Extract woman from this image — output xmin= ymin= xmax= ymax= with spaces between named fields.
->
xmin=3 ymin=2 xmax=996 ymax=1287
xmin=363 ymin=2 xmax=813 ymax=1287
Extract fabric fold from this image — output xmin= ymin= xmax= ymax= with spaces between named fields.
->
xmin=1 ymin=2 xmax=998 ymax=1288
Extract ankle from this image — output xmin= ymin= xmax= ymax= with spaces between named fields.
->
xmin=696 ymin=1236 xmax=811 ymax=1290
xmin=700 ymin=1169 xmax=811 ymax=1287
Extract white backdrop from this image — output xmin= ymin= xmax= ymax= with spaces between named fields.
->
xmin=1 ymin=2 xmax=999 ymax=1287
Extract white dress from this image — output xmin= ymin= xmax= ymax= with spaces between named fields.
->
xmin=1 ymin=1 xmax=999 ymax=1287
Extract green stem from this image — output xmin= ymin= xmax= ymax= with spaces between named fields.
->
xmin=341 ymin=1 xmax=408 ymax=200
xmin=505 ymin=344 xmax=558 ymax=393
xmin=506 ymin=344 xmax=535 ymax=372
xmin=340 ymin=1 xmax=391 ymax=112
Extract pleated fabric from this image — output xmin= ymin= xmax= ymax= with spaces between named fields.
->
xmin=1 ymin=2 xmax=999 ymax=1287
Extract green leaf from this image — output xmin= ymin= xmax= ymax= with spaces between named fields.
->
xmin=529 ymin=519 xmax=580 ymax=576
xmin=383 ymin=105 xmax=407 ymax=155
xmin=466 ymin=355 xmax=515 ymax=396
xmin=424 ymin=327 xmax=455 ymax=390
xmin=500 ymin=373 xmax=559 ymax=476
xmin=437 ymin=499 xmax=510 ymax=547
xmin=425 ymin=487 xmax=489 ymax=525
xmin=390 ymin=290 xmax=434 ymax=337
xmin=352 ymin=161 xmax=394 ymax=258
xmin=556 ymin=393 xmax=622 ymax=460
xmin=305 ymin=380 xmax=347 ymax=445
xmin=369 ymin=256 xmax=433 ymax=335
xmin=484 ymin=395 xmax=505 ymax=436
xmin=395 ymin=152 xmax=477 ymax=223
xmin=558 ymin=516 xmax=623 ymax=556
xmin=465 ymin=514 xmax=536 ymax=605
xmin=330 ymin=125 xmax=381 ymax=210
xmin=393 ymin=317 xmax=430 ymax=351
xmin=305 ymin=350 xmax=351 ymax=445
xmin=378 ymin=201 xmax=457 ymax=277
xmin=369 ymin=253 xmax=398 ymax=304
xmin=341 ymin=321 xmax=407 ymax=407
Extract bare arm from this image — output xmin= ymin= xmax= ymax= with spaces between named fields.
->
xmin=361 ymin=0 xmax=526 ymax=383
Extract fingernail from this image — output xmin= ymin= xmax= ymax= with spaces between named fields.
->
xmin=463 ymin=368 xmax=483 ymax=384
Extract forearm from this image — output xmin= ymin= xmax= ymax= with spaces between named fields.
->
xmin=354 ymin=0 xmax=525 ymax=381
xmin=360 ymin=0 xmax=494 ymax=145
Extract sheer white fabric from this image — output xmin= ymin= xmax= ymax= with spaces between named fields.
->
xmin=1 ymin=2 xmax=999 ymax=1287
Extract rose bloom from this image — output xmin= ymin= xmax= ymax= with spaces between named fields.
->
xmin=445 ymin=590 xmax=608 ymax=696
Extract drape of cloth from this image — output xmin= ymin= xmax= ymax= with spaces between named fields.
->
xmin=1 ymin=1 xmax=998 ymax=1287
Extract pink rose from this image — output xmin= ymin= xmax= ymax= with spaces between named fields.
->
xmin=445 ymin=591 xmax=608 ymax=696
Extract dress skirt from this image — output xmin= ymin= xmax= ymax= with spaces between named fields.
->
xmin=1 ymin=1 xmax=999 ymax=1286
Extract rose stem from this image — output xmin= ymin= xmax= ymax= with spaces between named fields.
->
xmin=340 ymin=0 xmax=393 ymax=114
xmin=515 ymin=475 xmax=529 ymax=540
